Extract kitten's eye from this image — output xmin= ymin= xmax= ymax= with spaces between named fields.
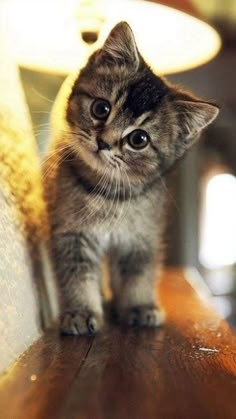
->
xmin=127 ymin=129 xmax=150 ymax=150
xmin=91 ymin=99 xmax=111 ymax=120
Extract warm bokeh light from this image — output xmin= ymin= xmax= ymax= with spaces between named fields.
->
xmin=4 ymin=0 xmax=221 ymax=75
xmin=200 ymin=174 xmax=236 ymax=269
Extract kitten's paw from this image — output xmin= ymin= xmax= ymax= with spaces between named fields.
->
xmin=60 ymin=309 xmax=104 ymax=336
xmin=121 ymin=305 xmax=165 ymax=328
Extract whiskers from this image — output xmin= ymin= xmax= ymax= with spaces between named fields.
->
xmin=105 ymin=164 xmax=132 ymax=232
xmin=75 ymin=165 xmax=113 ymax=225
xmin=31 ymin=88 xmax=54 ymax=105
xmin=72 ymin=156 xmax=132 ymax=231
xmin=158 ymin=175 xmax=179 ymax=212
xmin=41 ymin=143 xmax=74 ymax=182
xmin=61 ymin=128 xmax=92 ymax=144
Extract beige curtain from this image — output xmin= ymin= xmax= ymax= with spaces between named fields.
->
xmin=0 ymin=5 xmax=58 ymax=374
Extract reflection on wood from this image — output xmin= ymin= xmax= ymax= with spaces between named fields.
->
xmin=0 ymin=269 xmax=235 ymax=419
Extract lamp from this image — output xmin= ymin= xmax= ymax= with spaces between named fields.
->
xmin=4 ymin=0 xmax=221 ymax=75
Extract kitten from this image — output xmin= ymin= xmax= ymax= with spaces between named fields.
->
xmin=43 ymin=22 xmax=219 ymax=335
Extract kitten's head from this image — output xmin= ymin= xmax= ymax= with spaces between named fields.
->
xmin=65 ymin=22 xmax=219 ymax=185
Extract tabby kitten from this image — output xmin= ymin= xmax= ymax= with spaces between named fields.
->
xmin=44 ymin=22 xmax=219 ymax=335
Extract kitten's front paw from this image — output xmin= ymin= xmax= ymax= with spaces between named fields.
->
xmin=60 ymin=309 xmax=104 ymax=336
xmin=121 ymin=305 xmax=165 ymax=328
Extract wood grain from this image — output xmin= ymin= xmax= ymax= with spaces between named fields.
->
xmin=0 ymin=268 xmax=236 ymax=419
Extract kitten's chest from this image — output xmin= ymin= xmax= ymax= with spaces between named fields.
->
xmin=83 ymin=193 xmax=130 ymax=227
xmin=63 ymin=168 xmax=159 ymax=234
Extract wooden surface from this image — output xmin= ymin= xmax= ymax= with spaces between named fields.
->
xmin=0 ymin=268 xmax=236 ymax=419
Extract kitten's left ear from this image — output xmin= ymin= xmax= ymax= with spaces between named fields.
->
xmin=176 ymin=100 xmax=219 ymax=140
xmin=97 ymin=21 xmax=140 ymax=68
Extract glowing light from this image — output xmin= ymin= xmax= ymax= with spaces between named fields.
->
xmin=200 ymin=174 xmax=236 ymax=269
xmin=4 ymin=0 xmax=221 ymax=75
xmin=212 ymin=296 xmax=232 ymax=320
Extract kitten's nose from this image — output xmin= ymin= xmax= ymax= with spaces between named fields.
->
xmin=97 ymin=138 xmax=111 ymax=151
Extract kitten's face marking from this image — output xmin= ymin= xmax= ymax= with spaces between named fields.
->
xmin=66 ymin=22 xmax=219 ymax=188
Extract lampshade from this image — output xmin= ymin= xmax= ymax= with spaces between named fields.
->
xmin=4 ymin=0 xmax=221 ymax=75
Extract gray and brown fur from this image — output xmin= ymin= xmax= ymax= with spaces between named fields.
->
xmin=43 ymin=22 xmax=219 ymax=335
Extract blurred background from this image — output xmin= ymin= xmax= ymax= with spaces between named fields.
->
xmin=2 ymin=0 xmax=236 ymax=327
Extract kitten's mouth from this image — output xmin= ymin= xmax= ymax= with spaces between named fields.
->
xmin=98 ymin=150 xmax=122 ymax=168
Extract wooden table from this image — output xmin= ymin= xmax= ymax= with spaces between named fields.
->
xmin=0 ymin=269 xmax=236 ymax=419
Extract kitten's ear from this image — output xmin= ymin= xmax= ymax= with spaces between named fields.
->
xmin=176 ymin=100 xmax=219 ymax=140
xmin=97 ymin=22 xmax=140 ymax=68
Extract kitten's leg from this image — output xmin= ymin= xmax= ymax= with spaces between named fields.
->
xmin=51 ymin=232 xmax=104 ymax=335
xmin=112 ymin=248 xmax=164 ymax=327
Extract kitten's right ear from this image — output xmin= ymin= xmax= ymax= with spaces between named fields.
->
xmin=96 ymin=22 xmax=140 ymax=69
xmin=176 ymin=99 xmax=219 ymax=140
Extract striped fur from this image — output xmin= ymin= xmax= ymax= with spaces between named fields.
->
xmin=43 ymin=22 xmax=219 ymax=335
